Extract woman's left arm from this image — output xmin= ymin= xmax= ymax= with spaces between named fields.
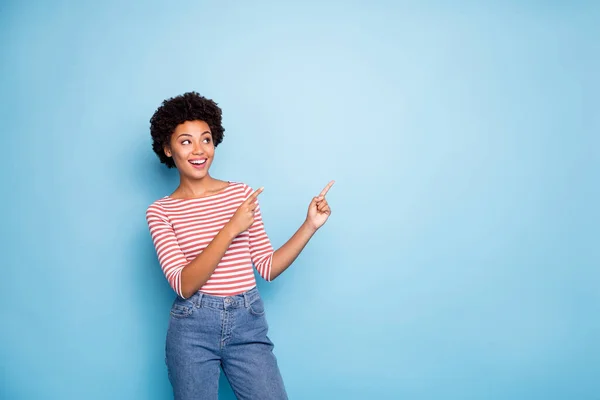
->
xmin=271 ymin=180 xmax=335 ymax=279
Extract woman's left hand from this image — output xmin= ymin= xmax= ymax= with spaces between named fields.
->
xmin=306 ymin=180 xmax=335 ymax=231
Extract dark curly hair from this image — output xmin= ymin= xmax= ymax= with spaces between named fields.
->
xmin=150 ymin=92 xmax=225 ymax=168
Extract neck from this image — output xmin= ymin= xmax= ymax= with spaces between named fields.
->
xmin=176 ymin=174 xmax=216 ymax=197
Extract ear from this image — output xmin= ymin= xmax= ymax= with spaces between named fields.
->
xmin=164 ymin=144 xmax=172 ymax=158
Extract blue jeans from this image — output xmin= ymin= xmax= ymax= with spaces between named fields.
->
xmin=165 ymin=287 xmax=288 ymax=399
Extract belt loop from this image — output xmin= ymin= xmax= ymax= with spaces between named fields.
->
xmin=244 ymin=291 xmax=249 ymax=308
xmin=196 ymin=292 xmax=204 ymax=308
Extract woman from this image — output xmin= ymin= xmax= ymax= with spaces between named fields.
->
xmin=145 ymin=92 xmax=333 ymax=399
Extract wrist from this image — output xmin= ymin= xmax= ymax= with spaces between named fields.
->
xmin=302 ymin=219 xmax=319 ymax=235
xmin=221 ymin=223 xmax=238 ymax=241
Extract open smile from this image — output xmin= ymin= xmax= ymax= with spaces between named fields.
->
xmin=189 ymin=158 xmax=208 ymax=169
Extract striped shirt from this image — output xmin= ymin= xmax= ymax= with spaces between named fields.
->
xmin=146 ymin=182 xmax=273 ymax=298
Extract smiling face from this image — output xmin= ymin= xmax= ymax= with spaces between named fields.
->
xmin=164 ymin=120 xmax=215 ymax=180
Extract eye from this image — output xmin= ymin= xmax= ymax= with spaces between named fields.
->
xmin=181 ymin=139 xmax=191 ymax=145
xmin=203 ymin=137 xmax=212 ymax=144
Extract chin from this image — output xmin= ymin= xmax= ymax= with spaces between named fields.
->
xmin=188 ymin=170 xmax=209 ymax=180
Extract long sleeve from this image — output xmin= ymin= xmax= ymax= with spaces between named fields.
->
xmin=245 ymin=187 xmax=274 ymax=281
xmin=146 ymin=202 xmax=188 ymax=298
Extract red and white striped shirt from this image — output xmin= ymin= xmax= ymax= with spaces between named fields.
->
xmin=146 ymin=182 xmax=273 ymax=298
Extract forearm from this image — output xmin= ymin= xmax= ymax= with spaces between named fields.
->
xmin=180 ymin=225 xmax=237 ymax=298
xmin=271 ymin=221 xmax=317 ymax=279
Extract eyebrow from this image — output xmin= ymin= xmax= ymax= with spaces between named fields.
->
xmin=176 ymin=131 xmax=211 ymax=139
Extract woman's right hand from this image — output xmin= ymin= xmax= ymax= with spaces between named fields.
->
xmin=225 ymin=187 xmax=264 ymax=237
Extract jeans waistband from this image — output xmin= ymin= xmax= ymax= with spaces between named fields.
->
xmin=187 ymin=286 xmax=261 ymax=310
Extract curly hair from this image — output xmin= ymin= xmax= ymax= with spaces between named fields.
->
xmin=150 ymin=92 xmax=225 ymax=168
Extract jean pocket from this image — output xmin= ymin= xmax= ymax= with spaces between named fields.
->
xmin=248 ymin=297 xmax=266 ymax=316
xmin=170 ymin=302 xmax=193 ymax=318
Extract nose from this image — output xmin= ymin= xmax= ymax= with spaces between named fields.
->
xmin=192 ymin=142 xmax=204 ymax=155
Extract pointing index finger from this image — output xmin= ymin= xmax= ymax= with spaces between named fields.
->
xmin=246 ymin=187 xmax=264 ymax=202
xmin=318 ymin=180 xmax=335 ymax=197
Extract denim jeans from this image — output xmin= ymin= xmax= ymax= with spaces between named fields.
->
xmin=165 ymin=287 xmax=288 ymax=399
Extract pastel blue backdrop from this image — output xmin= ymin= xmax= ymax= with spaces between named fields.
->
xmin=1 ymin=1 xmax=598 ymax=399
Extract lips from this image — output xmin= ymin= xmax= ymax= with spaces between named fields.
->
xmin=189 ymin=158 xmax=208 ymax=169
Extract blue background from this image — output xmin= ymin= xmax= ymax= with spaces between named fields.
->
xmin=1 ymin=1 xmax=598 ymax=399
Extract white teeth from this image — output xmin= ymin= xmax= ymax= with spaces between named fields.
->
xmin=190 ymin=159 xmax=207 ymax=165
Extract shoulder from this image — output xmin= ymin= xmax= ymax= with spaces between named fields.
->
xmin=227 ymin=181 xmax=254 ymax=197
xmin=145 ymin=197 xmax=168 ymax=219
